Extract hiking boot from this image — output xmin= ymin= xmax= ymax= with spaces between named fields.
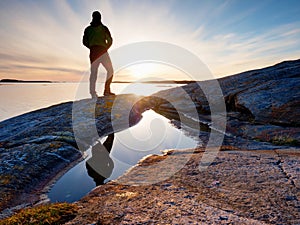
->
xmin=103 ymin=91 xmax=116 ymax=96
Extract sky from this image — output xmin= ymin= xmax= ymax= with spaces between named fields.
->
xmin=0 ymin=0 xmax=299 ymax=82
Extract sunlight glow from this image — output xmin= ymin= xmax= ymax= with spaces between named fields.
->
xmin=127 ymin=63 xmax=162 ymax=79
xmin=116 ymin=62 xmax=194 ymax=82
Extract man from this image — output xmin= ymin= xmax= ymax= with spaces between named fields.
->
xmin=83 ymin=11 xmax=115 ymax=98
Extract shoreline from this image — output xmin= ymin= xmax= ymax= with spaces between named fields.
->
xmin=0 ymin=152 xmax=83 ymax=219
xmin=3 ymin=141 xmax=297 ymax=219
xmin=2 ymin=144 xmax=299 ymax=223
xmin=67 ymin=147 xmax=300 ymax=224
xmin=38 ymin=153 xmax=85 ymax=203
xmin=0 ymin=94 xmax=147 ymax=216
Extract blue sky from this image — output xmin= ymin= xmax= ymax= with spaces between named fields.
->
xmin=0 ymin=0 xmax=299 ymax=81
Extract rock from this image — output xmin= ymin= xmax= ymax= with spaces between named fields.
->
xmin=66 ymin=148 xmax=300 ymax=224
xmin=0 ymin=94 xmax=147 ymax=214
xmin=150 ymin=59 xmax=300 ymax=148
xmin=219 ymin=215 xmax=228 ymax=220
xmin=235 ymin=78 xmax=300 ymax=126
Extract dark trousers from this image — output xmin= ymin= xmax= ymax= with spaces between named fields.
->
xmin=89 ymin=46 xmax=114 ymax=95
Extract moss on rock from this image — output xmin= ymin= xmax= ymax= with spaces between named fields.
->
xmin=0 ymin=203 xmax=77 ymax=225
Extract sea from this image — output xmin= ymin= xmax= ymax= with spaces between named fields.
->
xmin=0 ymin=82 xmax=176 ymax=122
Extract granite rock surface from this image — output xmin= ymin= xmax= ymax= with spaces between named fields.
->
xmin=67 ymin=148 xmax=300 ymax=224
xmin=0 ymin=94 xmax=145 ymax=213
xmin=149 ymin=59 xmax=300 ymax=148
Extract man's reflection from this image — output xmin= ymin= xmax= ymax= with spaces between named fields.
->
xmin=86 ymin=133 xmax=114 ymax=185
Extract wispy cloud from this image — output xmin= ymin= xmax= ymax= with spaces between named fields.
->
xmin=202 ymin=22 xmax=300 ymax=76
xmin=0 ymin=0 xmax=299 ymax=81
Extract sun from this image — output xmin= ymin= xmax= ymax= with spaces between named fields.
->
xmin=127 ymin=63 xmax=161 ymax=79
xmin=119 ymin=62 xmax=192 ymax=82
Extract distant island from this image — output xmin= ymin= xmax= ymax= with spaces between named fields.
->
xmin=0 ymin=79 xmax=196 ymax=84
xmin=0 ymin=79 xmax=52 ymax=83
xmin=113 ymin=80 xmax=197 ymax=84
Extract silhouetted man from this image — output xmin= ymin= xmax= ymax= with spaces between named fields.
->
xmin=83 ymin=11 xmax=115 ymax=98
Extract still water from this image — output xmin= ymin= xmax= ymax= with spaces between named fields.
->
xmin=0 ymin=82 xmax=177 ymax=122
xmin=48 ymin=110 xmax=199 ymax=203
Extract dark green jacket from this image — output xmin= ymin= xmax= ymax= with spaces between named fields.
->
xmin=83 ymin=24 xmax=112 ymax=49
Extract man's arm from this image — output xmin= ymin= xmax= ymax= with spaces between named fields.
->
xmin=82 ymin=28 xmax=90 ymax=48
xmin=104 ymin=26 xmax=113 ymax=50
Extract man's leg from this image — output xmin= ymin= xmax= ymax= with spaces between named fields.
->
xmin=99 ymin=52 xmax=115 ymax=95
xmin=90 ymin=59 xmax=101 ymax=97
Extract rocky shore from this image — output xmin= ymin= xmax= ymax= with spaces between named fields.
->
xmin=0 ymin=94 xmax=146 ymax=215
xmin=67 ymin=148 xmax=300 ymax=224
xmin=150 ymin=59 xmax=300 ymax=149
xmin=0 ymin=59 xmax=299 ymax=224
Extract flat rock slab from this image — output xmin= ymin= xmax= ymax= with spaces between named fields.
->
xmin=68 ymin=148 xmax=300 ymax=224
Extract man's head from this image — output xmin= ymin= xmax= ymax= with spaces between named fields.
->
xmin=92 ymin=11 xmax=101 ymax=21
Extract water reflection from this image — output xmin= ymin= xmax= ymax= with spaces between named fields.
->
xmin=86 ymin=134 xmax=115 ymax=185
xmin=48 ymin=110 xmax=199 ymax=203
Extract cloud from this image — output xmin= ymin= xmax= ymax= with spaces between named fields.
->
xmin=0 ymin=0 xmax=299 ymax=81
xmin=202 ymin=22 xmax=300 ymax=76
xmin=8 ymin=64 xmax=84 ymax=74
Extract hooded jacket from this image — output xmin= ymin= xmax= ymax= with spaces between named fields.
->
xmin=83 ymin=23 xmax=112 ymax=50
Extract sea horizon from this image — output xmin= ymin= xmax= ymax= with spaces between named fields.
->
xmin=0 ymin=78 xmax=196 ymax=84
xmin=0 ymin=82 xmax=180 ymax=122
